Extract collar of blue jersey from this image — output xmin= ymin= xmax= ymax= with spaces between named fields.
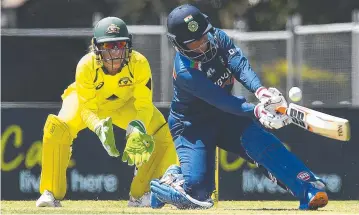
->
xmin=179 ymin=30 xmax=219 ymax=69
xmin=178 ymin=53 xmax=201 ymax=71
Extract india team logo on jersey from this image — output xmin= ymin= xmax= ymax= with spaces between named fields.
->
xmin=106 ymin=24 xmax=120 ymax=34
xmin=118 ymin=77 xmax=133 ymax=87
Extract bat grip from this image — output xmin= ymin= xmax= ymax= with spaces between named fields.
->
xmin=276 ymin=106 xmax=287 ymax=115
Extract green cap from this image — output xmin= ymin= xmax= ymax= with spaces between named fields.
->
xmin=93 ymin=17 xmax=130 ymax=43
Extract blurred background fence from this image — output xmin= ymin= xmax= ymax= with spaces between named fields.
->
xmin=2 ymin=18 xmax=359 ymax=108
xmin=232 ymin=21 xmax=359 ymax=107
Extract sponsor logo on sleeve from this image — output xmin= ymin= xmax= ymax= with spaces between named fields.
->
xmin=228 ymin=48 xmax=236 ymax=56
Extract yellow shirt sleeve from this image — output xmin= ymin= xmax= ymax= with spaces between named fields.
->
xmin=133 ymin=56 xmax=154 ymax=131
xmin=75 ymin=57 xmax=101 ymax=131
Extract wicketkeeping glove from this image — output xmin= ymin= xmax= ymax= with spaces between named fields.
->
xmin=122 ymin=120 xmax=155 ymax=167
xmin=254 ymin=103 xmax=291 ymax=129
xmin=94 ymin=117 xmax=120 ymax=157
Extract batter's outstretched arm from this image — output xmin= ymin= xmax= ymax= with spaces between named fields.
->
xmin=217 ymin=29 xmax=262 ymax=93
xmin=176 ymin=69 xmax=255 ymax=118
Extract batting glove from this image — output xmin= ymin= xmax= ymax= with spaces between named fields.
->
xmin=255 ymin=87 xmax=288 ymax=114
xmin=254 ymin=103 xmax=291 ymax=129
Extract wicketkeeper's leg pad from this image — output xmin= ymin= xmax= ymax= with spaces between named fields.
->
xmin=40 ymin=114 xmax=73 ymax=200
xmin=150 ymin=165 xmax=214 ymax=210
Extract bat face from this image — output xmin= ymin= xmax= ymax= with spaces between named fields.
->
xmin=288 ymin=107 xmax=310 ymax=130
xmin=277 ymin=104 xmax=351 ymax=142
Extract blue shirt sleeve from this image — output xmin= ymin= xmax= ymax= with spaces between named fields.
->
xmin=217 ymin=29 xmax=262 ymax=93
xmin=175 ymin=68 xmax=255 ymax=118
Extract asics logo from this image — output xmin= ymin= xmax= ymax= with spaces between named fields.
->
xmin=95 ymin=82 xmax=104 ymax=90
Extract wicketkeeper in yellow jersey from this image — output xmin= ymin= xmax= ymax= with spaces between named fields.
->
xmin=36 ymin=17 xmax=177 ymax=207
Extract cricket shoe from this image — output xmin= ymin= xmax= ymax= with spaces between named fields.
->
xmin=36 ymin=190 xmax=62 ymax=207
xmin=128 ymin=192 xmax=151 ymax=207
xmin=299 ymin=185 xmax=328 ymax=210
xmin=149 ymin=165 xmax=182 ymax=209
xmin=150 ymin=191 xmax=166 ymax=209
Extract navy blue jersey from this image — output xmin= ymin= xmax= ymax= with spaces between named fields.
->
xmin=170 ymin=28 xmax=262 ymax=120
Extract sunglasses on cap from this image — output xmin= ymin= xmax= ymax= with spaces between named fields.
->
xmin=99 ymin=41 xmax=127 ymax=49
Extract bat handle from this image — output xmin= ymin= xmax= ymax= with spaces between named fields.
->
xmin=276 ymin=106 xmax=287 ymax=115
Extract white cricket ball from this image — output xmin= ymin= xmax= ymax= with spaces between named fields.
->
xmin=289 ymin=87 xmax=302 ymax=102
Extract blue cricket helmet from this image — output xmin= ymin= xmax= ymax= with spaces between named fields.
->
xmin=167 ymin=4 xmax=218 ymax=62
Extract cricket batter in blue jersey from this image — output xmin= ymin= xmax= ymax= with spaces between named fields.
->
xmin=150 ymin=4 xmax=328 ymax=210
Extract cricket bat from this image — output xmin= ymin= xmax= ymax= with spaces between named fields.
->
xmin=276 ymin=103 xmax=351 ymax=141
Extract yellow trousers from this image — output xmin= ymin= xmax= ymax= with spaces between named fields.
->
xmin=39 ymin=92 xmax=177 ymax=200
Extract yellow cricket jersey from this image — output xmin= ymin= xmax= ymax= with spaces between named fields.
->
xmin=62 ymin=51 xmax=154 ymax=131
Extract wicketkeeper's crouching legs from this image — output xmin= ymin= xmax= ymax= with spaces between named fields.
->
xmin=36 ymin=114 xmax=74 ymax=207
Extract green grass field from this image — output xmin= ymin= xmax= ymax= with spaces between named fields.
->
xmin=1 ymin=200 xmax=359 ymax=214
